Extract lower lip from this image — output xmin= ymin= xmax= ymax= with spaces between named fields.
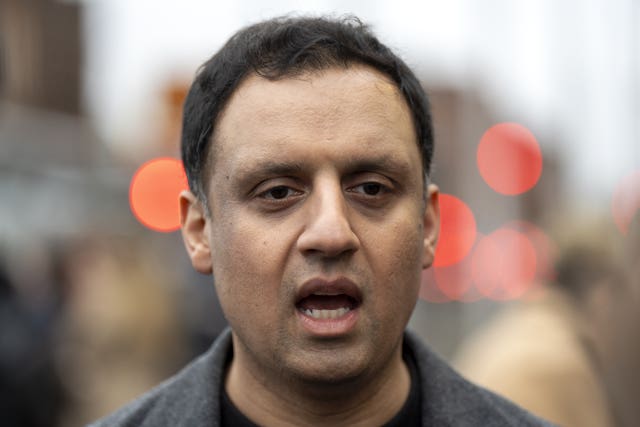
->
xmin=296 ymin=307 xmax=359 ymax=337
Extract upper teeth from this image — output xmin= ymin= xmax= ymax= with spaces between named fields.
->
xmin=302 ymin=307 xmax=350 ymax=319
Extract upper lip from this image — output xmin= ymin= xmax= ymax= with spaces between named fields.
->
xmin=295 ymin=277 xmax=363 ymax=304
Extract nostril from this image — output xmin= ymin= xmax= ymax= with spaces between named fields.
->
xmin=296 ymin=219 xmax=360 ymax=256
xmin=297 ymin=237 xmax=359 ymax=258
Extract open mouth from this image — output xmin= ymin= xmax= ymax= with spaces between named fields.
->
xmin=296 ymin=293 xmax=359 ymax=319
xmin=295 ymin=278 xmax=362 ymax=321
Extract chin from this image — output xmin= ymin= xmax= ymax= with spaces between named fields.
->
xmin=284 ymin=345 xmax=382 ymax=388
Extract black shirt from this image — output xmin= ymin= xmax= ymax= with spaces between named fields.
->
xmin=220 ymin=349 xmax=422 ymax=426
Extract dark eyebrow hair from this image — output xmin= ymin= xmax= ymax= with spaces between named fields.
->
xmin=343 ymin=155 xmax=411 ymax=176
xmin=233 ymin=161 xmax=306 ymax=183
xmin=231 ymin=153 xmax=417 ymax=191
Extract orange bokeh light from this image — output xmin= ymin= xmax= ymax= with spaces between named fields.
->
xmin=434 ymin=194 xmax=477 ymax=267
xmin=477 ymin=122 xmax=543 ymax=195
xmin=129 ymin=157 xmax=189 ymax=232
xmin=471 ymin=227 xmax=538 ymax=300
xmin=612 ymin=170 xmax=640 ymax=235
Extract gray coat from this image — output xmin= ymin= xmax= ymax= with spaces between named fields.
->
xmin=89 ymin=329 xmax=554 ymax=426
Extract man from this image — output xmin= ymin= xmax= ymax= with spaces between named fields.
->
xmin=453 ymin=216 xmax=640 ymax=427
xmin=91 ymin=16 xmax=552 ymax=426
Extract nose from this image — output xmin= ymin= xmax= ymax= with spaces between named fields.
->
xmin=296 ymin=180 xmax=360 ymax=258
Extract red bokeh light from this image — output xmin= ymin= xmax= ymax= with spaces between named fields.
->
xmin=129 ymin=157 xmax=189 ymax=232
xmin=612 ymin=170 xmax=640 ymax=235
xmin=434 ymin=262 xmax=473 ymax=301
xmin=434 ymin=194 xmax=477 ymax=267
xmin=433 ymin=235 xmax=483 ymax=302
xmin=477 ymin=122 xmax=543 ymax=195
xmin=504 ymin=220 xmax=557 ymax=283
xmin=471 ymin=227 xmax=538 ymax=300
xmin=419 ymin=268 xmax=452 ymax=303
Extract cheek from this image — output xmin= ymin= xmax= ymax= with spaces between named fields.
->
xmin=209 ymin=217 xmax=292 ymax=321
xmin=366 ymin=219 xmax=424 ymax=301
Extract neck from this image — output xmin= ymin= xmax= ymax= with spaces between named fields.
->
xmin=225 ymin=337 xmax=411 ymax=427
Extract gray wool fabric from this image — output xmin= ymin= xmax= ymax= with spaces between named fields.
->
xmin=88 ymin=328 xmax=555 ymax=426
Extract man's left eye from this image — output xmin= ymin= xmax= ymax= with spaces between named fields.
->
xmin=361 ymin=182 xmax=382 ymax=195
xmin=352 ymin=182 xmax=386 ymax=196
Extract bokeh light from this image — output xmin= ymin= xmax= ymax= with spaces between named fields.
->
xmin=477 ymin=122 xmax=543 ymax=195
xmin=129 ymin=158 xmax=188 ymax=232
xmin=434 ymin=262 xmax=473 ymax=301
xmin=419 ymin=268 xmax=452 ymax=304
xmin=504 ymin=220 xmax=557 ymax=283
xmin=471 ymin=227 xmax=538 ymax=300
xmin=433 ymin=235 xmax=484 ymax=302
xmin=434 ymin=194 xmax=477 ymax=267
xmin=612 ymin=170 xmax=640 ymax=235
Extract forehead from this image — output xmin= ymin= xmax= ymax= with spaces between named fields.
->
xmin=211 ymin=66 xmax=418 ymax=175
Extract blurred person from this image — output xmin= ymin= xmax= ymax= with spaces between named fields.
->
xmin=0 ymin=251 xmax=66 ymax=427
xmin=453 ymin=216 xmax=640 ymax=427
xmin=600 ymin=213 xmax=640 ymax=427
xmin=91 ymin=15 xmax=552 ymax=426
xmin=55 ymin=238 xmax=189 ymax=426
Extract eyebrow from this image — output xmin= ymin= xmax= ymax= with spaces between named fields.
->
xmin=342 ymin=155 xmax=412 ymax=177
xmin=230 ymin=152 xmax=414 ymax=191
xmin=240 ymin=155 xmax=409 ymax=174
xmin=236 ymin=161 xmax=306 ymax=178
xmin=230 ymin=161 xmax=307 ymax=191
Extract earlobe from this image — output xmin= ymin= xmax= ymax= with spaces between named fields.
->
xmin=422 ymin=184 xmax=440 ymax=269
xmin=180 ymin=190 xmax=213 ymax=274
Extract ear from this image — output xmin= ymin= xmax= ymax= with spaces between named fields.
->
xmin=180 ymin=190 xmax=213 ymax=274
xmin=422 ymin=184 xmax=440 ymax=269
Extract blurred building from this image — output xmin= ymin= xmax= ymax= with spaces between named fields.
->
xmin=0 ymin=1 xmax=223 ymax=425
xmin=409 ymin=83 xmax=563 ymax=359
xmin=0 ymin=0 xmax=135 ymax=242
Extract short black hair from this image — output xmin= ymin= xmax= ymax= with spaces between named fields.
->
xmin=181 ymin=15 xmax=434 ymax=205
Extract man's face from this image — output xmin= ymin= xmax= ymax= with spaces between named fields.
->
xmin=181 ymin=66 xmax=439 ymax=385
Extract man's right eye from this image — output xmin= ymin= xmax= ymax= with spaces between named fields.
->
xmin=258 ymin=185 xmax=303 ymax=201
xmin=263 ymin=186 xmax=292 ymax=199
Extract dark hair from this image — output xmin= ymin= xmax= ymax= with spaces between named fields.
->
xmin=554 ymin=245 xmax=622 ymax=300
xmin=181 ymin=15 xmax=434 ymax=204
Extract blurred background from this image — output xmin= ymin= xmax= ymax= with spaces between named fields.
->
xmin=1 ymin=0 xmax=638 ymax=426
